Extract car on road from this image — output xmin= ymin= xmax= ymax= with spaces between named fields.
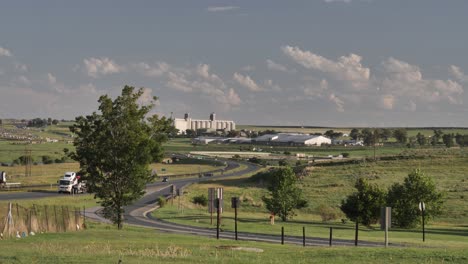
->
xmin=162 ymin=177 xmax=169 ymax=182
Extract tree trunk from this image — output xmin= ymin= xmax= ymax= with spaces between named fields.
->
xmin=116 ymin=204 xmax=123 ymax=230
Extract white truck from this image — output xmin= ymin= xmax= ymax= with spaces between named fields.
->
xmin=57 ymin=172 xmax=86 ymax=194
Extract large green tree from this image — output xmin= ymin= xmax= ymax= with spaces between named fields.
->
xmin=393 ymin=128 xmax=408 ymax=144
xmin=340 ymin=178 xmax=386 ymax=226
xmin=442 ymin=133 xmax=455 ymax=148
xmin=349 ymin=128 xmax=360 ymax=140
xmin=416 ymin=132 xmax=427 ymax=146
xmin=69 ymin=86 xmax=174 ymax=229
xmin=262 ymin=166 xmax=308 ymax=221
xmin=387 ymin=169 xmax=444 ymax=228
xmin=361 ymin=128 xmax=374 ymax=146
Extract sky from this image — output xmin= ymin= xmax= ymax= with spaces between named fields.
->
xmin=1 ymin=0 xmax=468 ymax=127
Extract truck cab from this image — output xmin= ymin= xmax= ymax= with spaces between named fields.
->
xmin=58 ymin=172 xmax=78 ymax=193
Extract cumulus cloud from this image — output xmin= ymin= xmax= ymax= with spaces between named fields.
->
xmin=282 ymin=45 xmax=370 ymax=88
xmin=152 ymin=63 xmax=242 ymax=108
xmin=233 ymin=72 xmax=263 ymax=92
xmin=83 ymin=57 xmax=123 ymax=78
xmin=449 ymin=65 xmax=468 ymax=82
xmin=138 ymin=87 xmax=155 ymax=104
xmin=266 ymin=59 xmax=289 ymax=72
xmin=380 ymin=57 xmax=464 ymax=105
xmin=0 ymin=46 xmax=12 ymax=57
xmin=207 ymin=6 xmax=239 ymax=12
xmin=196 ymin=64 xmax=225 ymax=87
xmin=329 ymin=93 xmax=345 ymax=112
xmin=132 ymin=62 xmax=169 ymax=77
xmin=303 ymin=79 xmax=328 ymax=98
xmin=47 ymin=73 xmax=57 ymax=85
xmin=264 ymin=79 xmax=282 ymax=92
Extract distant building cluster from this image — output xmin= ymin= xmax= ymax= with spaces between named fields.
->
xmin=173 ymin=113 xmax=236 ymax=134
xmin=192 ymin=133 xmax=332 ymax=146
xmin=0 ymin=127 xmax=60 ymax=144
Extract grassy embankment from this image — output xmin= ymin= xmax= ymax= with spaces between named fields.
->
xmin=153 ymin=148 xmax=468 ymax=248
xmin=0 ymin=221 xmax=467 ymax=264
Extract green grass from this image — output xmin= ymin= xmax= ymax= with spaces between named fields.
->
xmin=152 ymin=149 xmax=468 ymax=250
xmin=156 ymin=149 xmax=468 ymax=225
xmin=154 ymin=198 xmax=468 ymax=249
xmin=0 ymin=221 xmax=467 ymax=263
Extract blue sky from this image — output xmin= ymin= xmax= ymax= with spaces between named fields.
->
xmin=1 ymin=0 xmax=468 ymax=126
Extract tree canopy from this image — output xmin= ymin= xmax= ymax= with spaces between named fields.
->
xmin=262 ymin=166 xmax=308 ymax=221
xmin=340 ymin=178 xmax=386 ymax=226
xmin=393 ymin=128 xmax=408 ymax=144
xmin=69 ymin=86 xmax=175 ymax=229
xmin=387 ymin=169 xmax=444 ymax=228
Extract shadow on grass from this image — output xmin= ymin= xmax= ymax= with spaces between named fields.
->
xmin=197 ymin=176 xmax=266 ymax=188
xmin=390 ymin=227 xmax=468 ymax=237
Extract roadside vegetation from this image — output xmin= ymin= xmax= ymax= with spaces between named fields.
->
xmin=0 ymin=221 xmax=467 ymax=264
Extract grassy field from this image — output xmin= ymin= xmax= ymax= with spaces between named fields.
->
xmin=0 ymin=221 xmax=467 ymax=263
xmin=2 ymin=121 xmax=468 ymax=164
xmin=153 ymin=148 xmax=468 ymax=249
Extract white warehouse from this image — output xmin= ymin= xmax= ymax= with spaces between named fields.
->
xmin=253 ymin=133 xmax=331 ymax=146
xmin=173 ymin=113 xmax=236 ymax=134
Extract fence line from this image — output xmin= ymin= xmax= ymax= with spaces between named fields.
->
xmin=0 ymin=202 xmax=84 ymax=239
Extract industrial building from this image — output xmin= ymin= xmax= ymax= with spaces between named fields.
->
xmin=253 ymin=133 xmax=331 ymax=146
xmin=173 ymin=113 xmax=236 ymax=134
xmin=191 ymin=133 xmax=331 ymax=147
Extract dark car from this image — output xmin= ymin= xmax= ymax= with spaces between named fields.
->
xmin=162 ymin=177 xmax=169 ymax=182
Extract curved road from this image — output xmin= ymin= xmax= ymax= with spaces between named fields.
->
xmin=0 ymin=159 xmax=390 ymax=247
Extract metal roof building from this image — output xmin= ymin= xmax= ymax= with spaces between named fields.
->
xmin=253 ymin=133 xmax=331 ymax=146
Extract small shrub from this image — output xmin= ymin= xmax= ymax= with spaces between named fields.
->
xmin=317 ymin=204 xmax=340 ymax=222
xmin=342 ymin=152 xmax=350 ymax=158
xmin=157 ymin=196 xmax=167 ymax=208
xmin=192 ymin=194 xmax=208 ymax=206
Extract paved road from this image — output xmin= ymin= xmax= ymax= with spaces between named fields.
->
xmin=87 ymin=160 xmax=391 ymax=248
xmin=0 ymin=158 xmax=241 ymax=201
xmin=0 ymin=159 xmax=391 ymax=247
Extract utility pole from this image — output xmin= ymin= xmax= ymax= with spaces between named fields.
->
xmin=24 ymin=145 xmax=32 ymax=177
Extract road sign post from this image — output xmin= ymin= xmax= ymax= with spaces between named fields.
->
xmin=231 ymin=197 xmax=240 ymax=240
xmin=216 ymin=198 xmax=220 ymax=239
xmin=419 ymin=202 xmax=426 ymax=242
xmin=209 ymin=188 xmax=223 ymax=225
xmin=381 ymin=207 xmax=391 ymax=247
